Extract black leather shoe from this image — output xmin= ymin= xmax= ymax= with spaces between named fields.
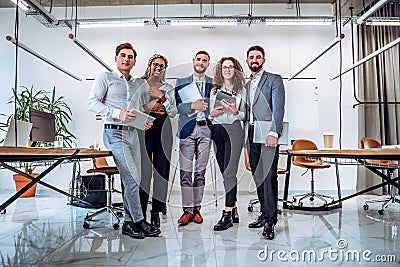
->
xmin=138 ymin=220 xmax=161 ymax=237
xmin=122 ymin=222 xmax=145 ymax=239
xmin=248 ymin=215 xmax=266 ymax=228
xmin=214 ymin=211 xmax=233 ymax=231
xmin=151 ymin=211 xmax=161 ymax=228
xmin=232 ymin=207 xmax=239 ymax=223
xmin=262 ymin=222 xmax=275 ymax=240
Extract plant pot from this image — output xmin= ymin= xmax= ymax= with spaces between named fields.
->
xmin=13 ymin=174 xmax=38 ymax=198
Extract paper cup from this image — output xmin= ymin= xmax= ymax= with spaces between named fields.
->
xmin=323 ymin=133 xmax=334 ymax=149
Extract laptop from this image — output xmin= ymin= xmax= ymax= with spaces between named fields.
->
xmin=3 ymin=118 xmax=33 ymax=147
xmin=253 ymin=121 xmax=289 ymax=145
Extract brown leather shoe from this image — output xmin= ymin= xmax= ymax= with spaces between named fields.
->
xmin=193 ymin=209 xmax=203 ymax=224
xmin=178 ymin=210 xmax=194 ymax=225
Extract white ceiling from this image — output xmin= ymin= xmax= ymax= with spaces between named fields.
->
xmin=0 ymin=0 xmax=379 ymax=17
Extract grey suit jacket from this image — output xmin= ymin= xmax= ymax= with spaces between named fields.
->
xmin=245 ymin=70 xmax=285 ymax=137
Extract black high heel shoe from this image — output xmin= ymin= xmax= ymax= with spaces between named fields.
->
xmin=232 ymin=207 xmax=239 ymax=223
xmin=150 ymin=211 xmax=160 ymax=228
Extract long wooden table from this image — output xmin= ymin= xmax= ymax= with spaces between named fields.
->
xmin=283 ymin=148 xmax=400 ymax=211
xmin=0 ymin=147 xmax=112 ymax=213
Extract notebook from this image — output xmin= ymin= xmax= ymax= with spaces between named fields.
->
xmin=3 ymin=119 xmax=33 ymax=147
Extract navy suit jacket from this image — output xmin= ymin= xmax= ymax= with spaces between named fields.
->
xmin=174 ymin=75 xmax=213 ymax=139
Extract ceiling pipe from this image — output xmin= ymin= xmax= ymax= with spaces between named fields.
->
xmin=68 ymin=33 xmax=113 ymax=72
xmin=330 ymin=36 xmax=400 ymax=80
xmin=288 ymin=33 xmax=345 ymax=81
xmin=6 ymin=35 xmax=82 ymax=81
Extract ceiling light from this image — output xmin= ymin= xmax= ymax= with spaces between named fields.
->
xmin=78 ymin=21 xmax=144 ymax=28
xmin=265 ymin=18 xmax=333 ymax=26
xmin=366 ymin=18 xmax=400 ymax=26
xmin=288 ymin=34 xmax=345 ymax=81
xmin=6 ymin=35 xmax=81 ymax=81
xmin=171 ymin=19 xmax=237 ymax=26
xmin=68 ymin=33 xmax=113 ymax=72
xmin=330 ymin=37 xmax=400 ymax=80
xmin=356 ymin=0 xmax=390 ymax=24
xmin=9 ymin=0 xmax=29 ymax=11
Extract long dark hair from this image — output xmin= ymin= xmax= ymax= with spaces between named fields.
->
xmin=212 ymin=56 xmax=245 ymax=95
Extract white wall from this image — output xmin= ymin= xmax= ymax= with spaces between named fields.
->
xmin=0 ymin=4 xmax=358 ymax=197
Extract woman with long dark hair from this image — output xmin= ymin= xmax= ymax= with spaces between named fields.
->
xmin=210 ymin=56 xmax=246 ymax=231
xmin=138 ymin=54 xmax=177 ymax=228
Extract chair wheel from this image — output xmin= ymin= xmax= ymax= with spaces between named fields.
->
xmin=113 ymin=223 xmax=119 ymax=230
xmin=0 ymin=209 xmax=6 ymax=214
xmin=117 ymin=211 xmax=124 ymax=218
xmin=378 ymin=209 xmax=384 ymax=215
xmin=363 ymin=204 xmax=368 ymax=210
xmin=292 ymin=197 xmax=297 ymax=202
xmin=248 ymin=205 xmax=253 ymax=212
xmin=310 ymin=197 xmax=314 ymax=201
xmin=277 ymin=209 xmax=282 ymax=215
xmin=83 ymin=222 xmax=90 ymax=229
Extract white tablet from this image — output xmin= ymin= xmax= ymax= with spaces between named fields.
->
xmin=126 ymin=109 xmax=156 ymax=129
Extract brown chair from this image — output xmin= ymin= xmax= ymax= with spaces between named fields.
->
xmin=83 ymin=152 xmax=123 ymax=230
xmin=291 ymin=139 xmax=334 ymax=207
xmin=360 ymin=137 xmax=400 ymax=215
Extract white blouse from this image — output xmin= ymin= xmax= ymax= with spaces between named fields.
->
xmin=209 ymin=86 xmax=246 ymax=125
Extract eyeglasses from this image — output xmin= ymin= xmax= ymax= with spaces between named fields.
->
xmin=222 ymin=65 xmax=234 ymax=71
xmin=152 ymin=62 xmax=165 ymax=69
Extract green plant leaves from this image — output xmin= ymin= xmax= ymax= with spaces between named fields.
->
xmin=1 ymin=85 xmax=76 ymax=147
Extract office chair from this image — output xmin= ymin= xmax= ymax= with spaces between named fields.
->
xmin=360 ymin=137 xmax=400 ymax=215
xmin=83 ymin=153 xmax=123 ymax=230
xmin=291 ymin=139 xmax=334 ymax=207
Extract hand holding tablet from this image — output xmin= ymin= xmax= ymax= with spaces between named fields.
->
xmin=126 ymin=109 xmax=156 ymax=130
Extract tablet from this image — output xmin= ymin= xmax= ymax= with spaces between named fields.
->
xmin=126 ymin=109 xmax=156 ymax=129
xmin=214 ymin=90 xmax=235 ymax=108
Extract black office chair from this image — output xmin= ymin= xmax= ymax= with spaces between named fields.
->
xmin=360 ymin=137 xmax=400 ymax=215
xmin=83 ymin=155 xmax=123 ymax=230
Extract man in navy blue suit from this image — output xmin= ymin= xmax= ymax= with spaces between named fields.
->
xmin=174 ymin=51 xmax=213 ymax=225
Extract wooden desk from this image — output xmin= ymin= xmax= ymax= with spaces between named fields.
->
xmin=0 ymin=147 xmax=112 ymax=213
xmin=283 ymin=148 xmax=400 ymax=211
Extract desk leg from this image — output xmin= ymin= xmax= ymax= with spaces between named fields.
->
xmin=0 ymin=159 xmax=91 ymax=213
xmin=283 ymin=155 xmax=292 ymax=209
xmin=335 ymin=159 xmax=342 ymax=208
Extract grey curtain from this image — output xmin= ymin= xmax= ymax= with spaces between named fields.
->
xmin=356 ymin=4 xmax=400 ymax=194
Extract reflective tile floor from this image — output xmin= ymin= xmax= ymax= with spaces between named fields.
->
xmin=0 ymin=192 xmax=399 ymax=266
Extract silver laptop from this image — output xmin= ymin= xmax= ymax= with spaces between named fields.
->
xmin=3 ymin=118 xmax=33 ymax=147
xmin=253 ymin=121 xmax=289 ymax=145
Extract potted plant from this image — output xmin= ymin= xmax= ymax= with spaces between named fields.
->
xmin=1 ymin=85 xmax=76 ymax=197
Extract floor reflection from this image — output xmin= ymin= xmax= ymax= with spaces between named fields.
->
xmin=0 ymin=193 xmax=398 ymax=266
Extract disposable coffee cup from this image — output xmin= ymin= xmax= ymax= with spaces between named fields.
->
xmin=323 ymin=133 xmax=334 ymax=149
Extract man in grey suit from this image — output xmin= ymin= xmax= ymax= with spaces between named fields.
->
xmin=174 ymin=51 xmax=213 ymax=225
xmin=245 ymin=45 xmax=285 ymax=240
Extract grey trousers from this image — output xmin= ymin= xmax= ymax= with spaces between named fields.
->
xmin=103 ymin=128 xmax=144 ymax=223
xmin=179 ymin=125 xmax=211 ymax=212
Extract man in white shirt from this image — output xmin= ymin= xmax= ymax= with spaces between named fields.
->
xmin=88 ymin=42 xmax=160 ymax=239
xmin=245 ymin=45 xmax=285 ymax=240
